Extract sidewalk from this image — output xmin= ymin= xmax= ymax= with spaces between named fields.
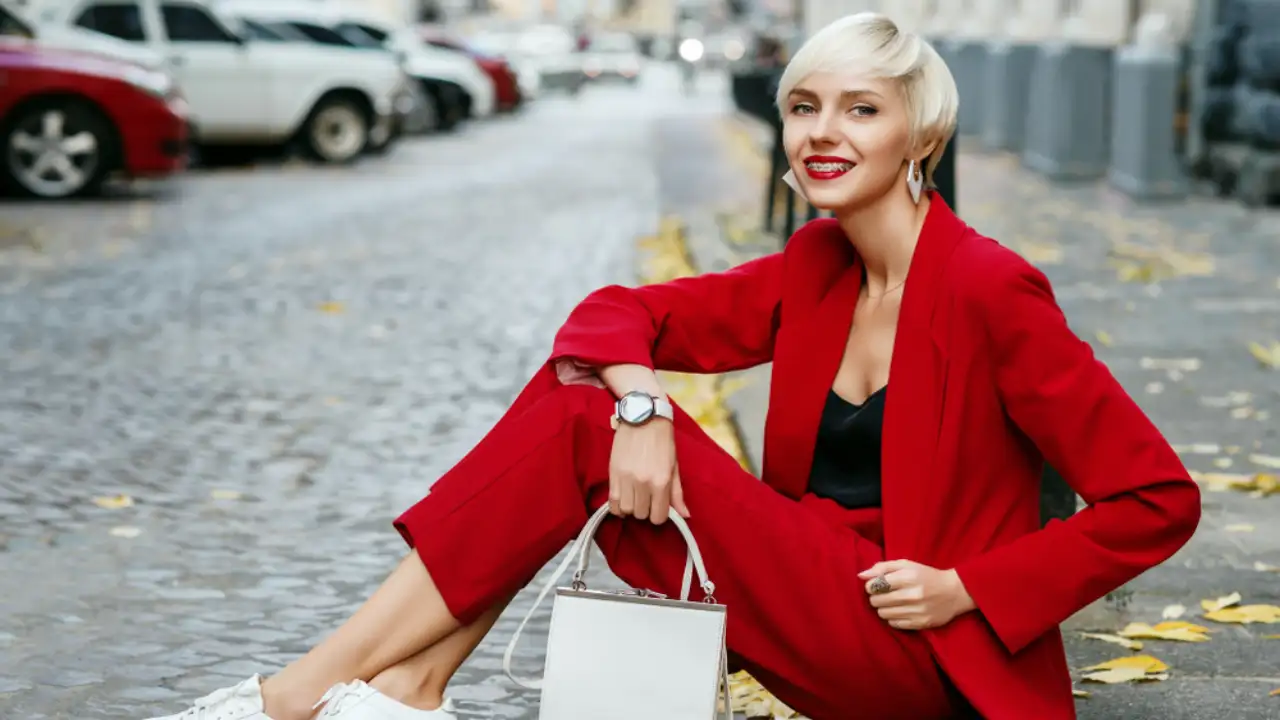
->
xmin=659 ymin=111 xmax=1280 ymax=718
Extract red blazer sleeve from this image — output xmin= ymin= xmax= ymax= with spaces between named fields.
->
xmin=550 ymin=252 xmax=785 ymax=377
xmin=954 ymin=258 xmax=1201 ymax=655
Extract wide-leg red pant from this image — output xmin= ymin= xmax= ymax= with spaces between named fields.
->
xmin=394 ymin=368 xmax=959 ymax=720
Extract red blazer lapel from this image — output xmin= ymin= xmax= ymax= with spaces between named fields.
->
xmin=881 ymin=193 xmax=968 ymax=560
xmin=764 ymin=262 xmax=863 ymax=498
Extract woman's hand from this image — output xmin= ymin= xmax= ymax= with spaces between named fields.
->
xmin=608 ymin=418 xmax=690 ymax=525
xmin=857 ymin=560 xmax=976 ymax=630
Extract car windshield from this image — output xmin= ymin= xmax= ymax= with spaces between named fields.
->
xmin=335 ymin=22 xmax=387 ymax=46
xmin=237 ymin=18 xmax=288 ymax=42
xmin=0 ymin=4 xmax=35 ymax=38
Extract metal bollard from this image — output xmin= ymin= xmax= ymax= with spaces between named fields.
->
xmin=933 ymin=136 xmax=957 ymax=210
xmin=1023 ymin=41 xmax=1115 ymax=180
xmin=1108 ymin=15 xmax=1189 ymax=200
xmin=982 ymin=41 xmax=1037 ymax=153
xmin=941 ymin=38 xmax=987 ymax=137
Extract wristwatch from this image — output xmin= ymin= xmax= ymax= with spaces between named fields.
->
xmin=611 ymin=391 xmax=675 ymax=429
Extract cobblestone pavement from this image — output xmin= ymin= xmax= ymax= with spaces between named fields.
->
xmin=710 ymin=116 xmax=1280 ymax=718
xmin=0 ymin=65 xmax=733 ymax=719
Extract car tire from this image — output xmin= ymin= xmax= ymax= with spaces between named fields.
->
xmin=419 ymin=80 xmax=462 ymax=132
xmin=0 ymin=96 xmax=117 ymax=199
xmin=303 ymin=95 xmax=369 ymax=164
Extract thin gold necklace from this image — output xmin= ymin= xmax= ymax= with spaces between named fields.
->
xmin=864 ymin=278 xmax=907 ymax=300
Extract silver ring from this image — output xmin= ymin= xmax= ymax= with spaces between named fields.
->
xmin=868 ymin=574 xmax=892 ymax=595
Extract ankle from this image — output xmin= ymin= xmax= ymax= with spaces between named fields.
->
xmin=369 ymin=666 xmax=447 ymax=711
xmin=260 ymin=676 xmax=325 ymax=720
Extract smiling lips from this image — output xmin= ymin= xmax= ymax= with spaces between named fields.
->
xmin=804 ymin=155 xmax=855 ymax=180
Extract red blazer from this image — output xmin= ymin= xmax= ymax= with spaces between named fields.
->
xmin=549 ymin=194 xmax=1201 ymax=719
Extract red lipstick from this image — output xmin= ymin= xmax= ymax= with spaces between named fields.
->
xmin=803 ymin=155 xmax=854 ymax=180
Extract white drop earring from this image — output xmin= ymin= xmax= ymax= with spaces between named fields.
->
xmin=782 ymin=169 xmax=807 ymax=200
xmin=906 ymin=159 xmax=924 ymax=204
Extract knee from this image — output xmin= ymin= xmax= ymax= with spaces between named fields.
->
xmin=545 ymin=382 xmax=615 ymax=426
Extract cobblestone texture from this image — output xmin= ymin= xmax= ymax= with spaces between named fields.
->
xmin=0 ymin=68 xmax=719 ymax=719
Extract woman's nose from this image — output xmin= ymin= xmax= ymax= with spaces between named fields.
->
xmin=807 ymin=111 xmax=838 ymax=144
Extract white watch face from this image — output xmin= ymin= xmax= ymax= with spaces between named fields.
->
xmin=618 ymin=393 xmax=654 ymax=424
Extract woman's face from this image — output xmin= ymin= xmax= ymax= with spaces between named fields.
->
xmin=782 ymin=71 xmax=915 ymax=211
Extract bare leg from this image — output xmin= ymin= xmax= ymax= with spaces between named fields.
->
xmin=260 ymin=554 xmax=462 ymax=720
xmin=366 ymin=596 xmax=511 ymax=711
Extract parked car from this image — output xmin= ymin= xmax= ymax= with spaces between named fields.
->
xmin=466 ymin=29 xmax=541 ymax=101
xmin=215 ymin=1 xmax=422 ymax=147
xmin=36 ymin=0 xmax=404 ymax=164
xmin=581 ymin=31 xmax=642 ymax=85
xmin=2 ymin=0 xmax=163 ymax=69
xmin=511 ymin=24 xmax=585 ymax=95
xmin=419 ymin=27 xmax=522 ymax=113
xmin=0 ymin=7 xmax=188 ymax=198
xmin=323 ymin=10 xmax=496 ymax=128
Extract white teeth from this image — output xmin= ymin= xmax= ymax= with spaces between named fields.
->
xmin=806 ymin=161 xmax=853 ymax=172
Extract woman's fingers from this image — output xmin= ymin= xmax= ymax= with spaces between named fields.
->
xmin=670 ymin=465 xmax=690 ymax=519
xmin=632 ymin=478 xmax=652 ymax=521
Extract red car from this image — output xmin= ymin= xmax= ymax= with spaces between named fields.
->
xmin=419 ymin=30 xmax=522 ymax=113
xmin=0 ymin=18 xmax=188 ymax=198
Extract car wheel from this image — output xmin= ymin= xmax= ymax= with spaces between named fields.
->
xmin=420 ymin=81 xmax=463 ymax=132
xmin=304 ymin=96 xmax=368 ymax=164
xmin=1 ymin=97 xmax=116 ymax=199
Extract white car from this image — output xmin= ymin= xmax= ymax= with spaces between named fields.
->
xmin=582 ymin=31 xmax=642 ymax=85
xmin=1 ymin=0 xmax=165 ymax=69
xmin=34 ymin=0 xmax=404 ymax=164
xmin=332 ymin=12 xmax=496 ymax=123
xmin=512 ymin=24 xmax=585 ymax=95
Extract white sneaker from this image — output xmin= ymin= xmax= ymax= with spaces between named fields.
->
xmin=313 ymin=681 xmax=458 ymax=719
xmin=145 ymin=675 xmax=272 ymax=720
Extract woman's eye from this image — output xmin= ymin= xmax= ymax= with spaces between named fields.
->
xmin=790 ymin=103 xmax=816 ymax=115
xmin=851 ymin=105 xmax=878 ymax=117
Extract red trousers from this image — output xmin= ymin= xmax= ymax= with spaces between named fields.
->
xmin=394 ymin=368 xmax=962 ymax=719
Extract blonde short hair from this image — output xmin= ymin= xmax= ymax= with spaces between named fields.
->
xmin=775 ymin=13 xmax=959 ymax=185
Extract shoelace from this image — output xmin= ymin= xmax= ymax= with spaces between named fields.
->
xmin=177 ymin=679 xmax=252 ymax=719
xmin=313 ymin=681 xmax=365 ymax=717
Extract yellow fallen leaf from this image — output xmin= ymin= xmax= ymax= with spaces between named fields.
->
xmin=1204 ymin=605 xmax=1280 ymax=624
xmin=1153 ymin=621 xmax=1211 ymax=633
xmin=1248 ymin=341 xmax=1280 ymax=369
xmin=1226 ymin=523 xmax=1256 ymax=533
xmin=1073 ymin=688 xmax=1091 ymax=698
xmin=323 ymin=396 xmax=343 ymax=406
xmin=317 ymin=301 xmax=345 ymax=314
xmin=1162 ymin=604 xmax=1186 ymax=619
xmin=1083 ymin=655 xmax=1170 ymax=673
xmin=93 ymin=494 xmax=135 ymax=510
xmin=1202 ymin=592 xmax=1243 ymax=612
xmin=1081 ymin=632 xmax=1144 ymax=650
xmin=1263 ymin=634 xmax=1280 ymax=639
xmin=1272 ymin=688 xmax=1280 ymax=696
xmin=109 ymin=526 xmax=142 ymax=538
xmin=1081 ymin=666 xmax=1169 ymax=684
xmin=1117 ymin=622 xmax=1210 ymax=642
xmin=1258 ymin=562 xmax=1280 ymax=573
xmin=1191 ymin=472 xmax=1255 ymax=492
xmin=1095 ymin=330 xmax=1114 ymax=347
xmin=210 ymin=489 xmax=243 ymax=501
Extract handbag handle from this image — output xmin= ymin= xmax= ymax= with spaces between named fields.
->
xmin=571 ymin=503 xmax=717 ymax=602
xmin=503 ymin=504 xmax=732 ymax=720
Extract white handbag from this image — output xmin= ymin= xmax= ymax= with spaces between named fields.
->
xmin=504 ymin=503 xmax=732 ymax=720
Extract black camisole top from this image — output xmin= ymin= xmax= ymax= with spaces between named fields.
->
xmin=806 ymin=386 xmax=886 ymax=509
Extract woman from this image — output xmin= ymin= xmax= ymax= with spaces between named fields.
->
xmin=150 ymin=13 xmax=1200 ymax=720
